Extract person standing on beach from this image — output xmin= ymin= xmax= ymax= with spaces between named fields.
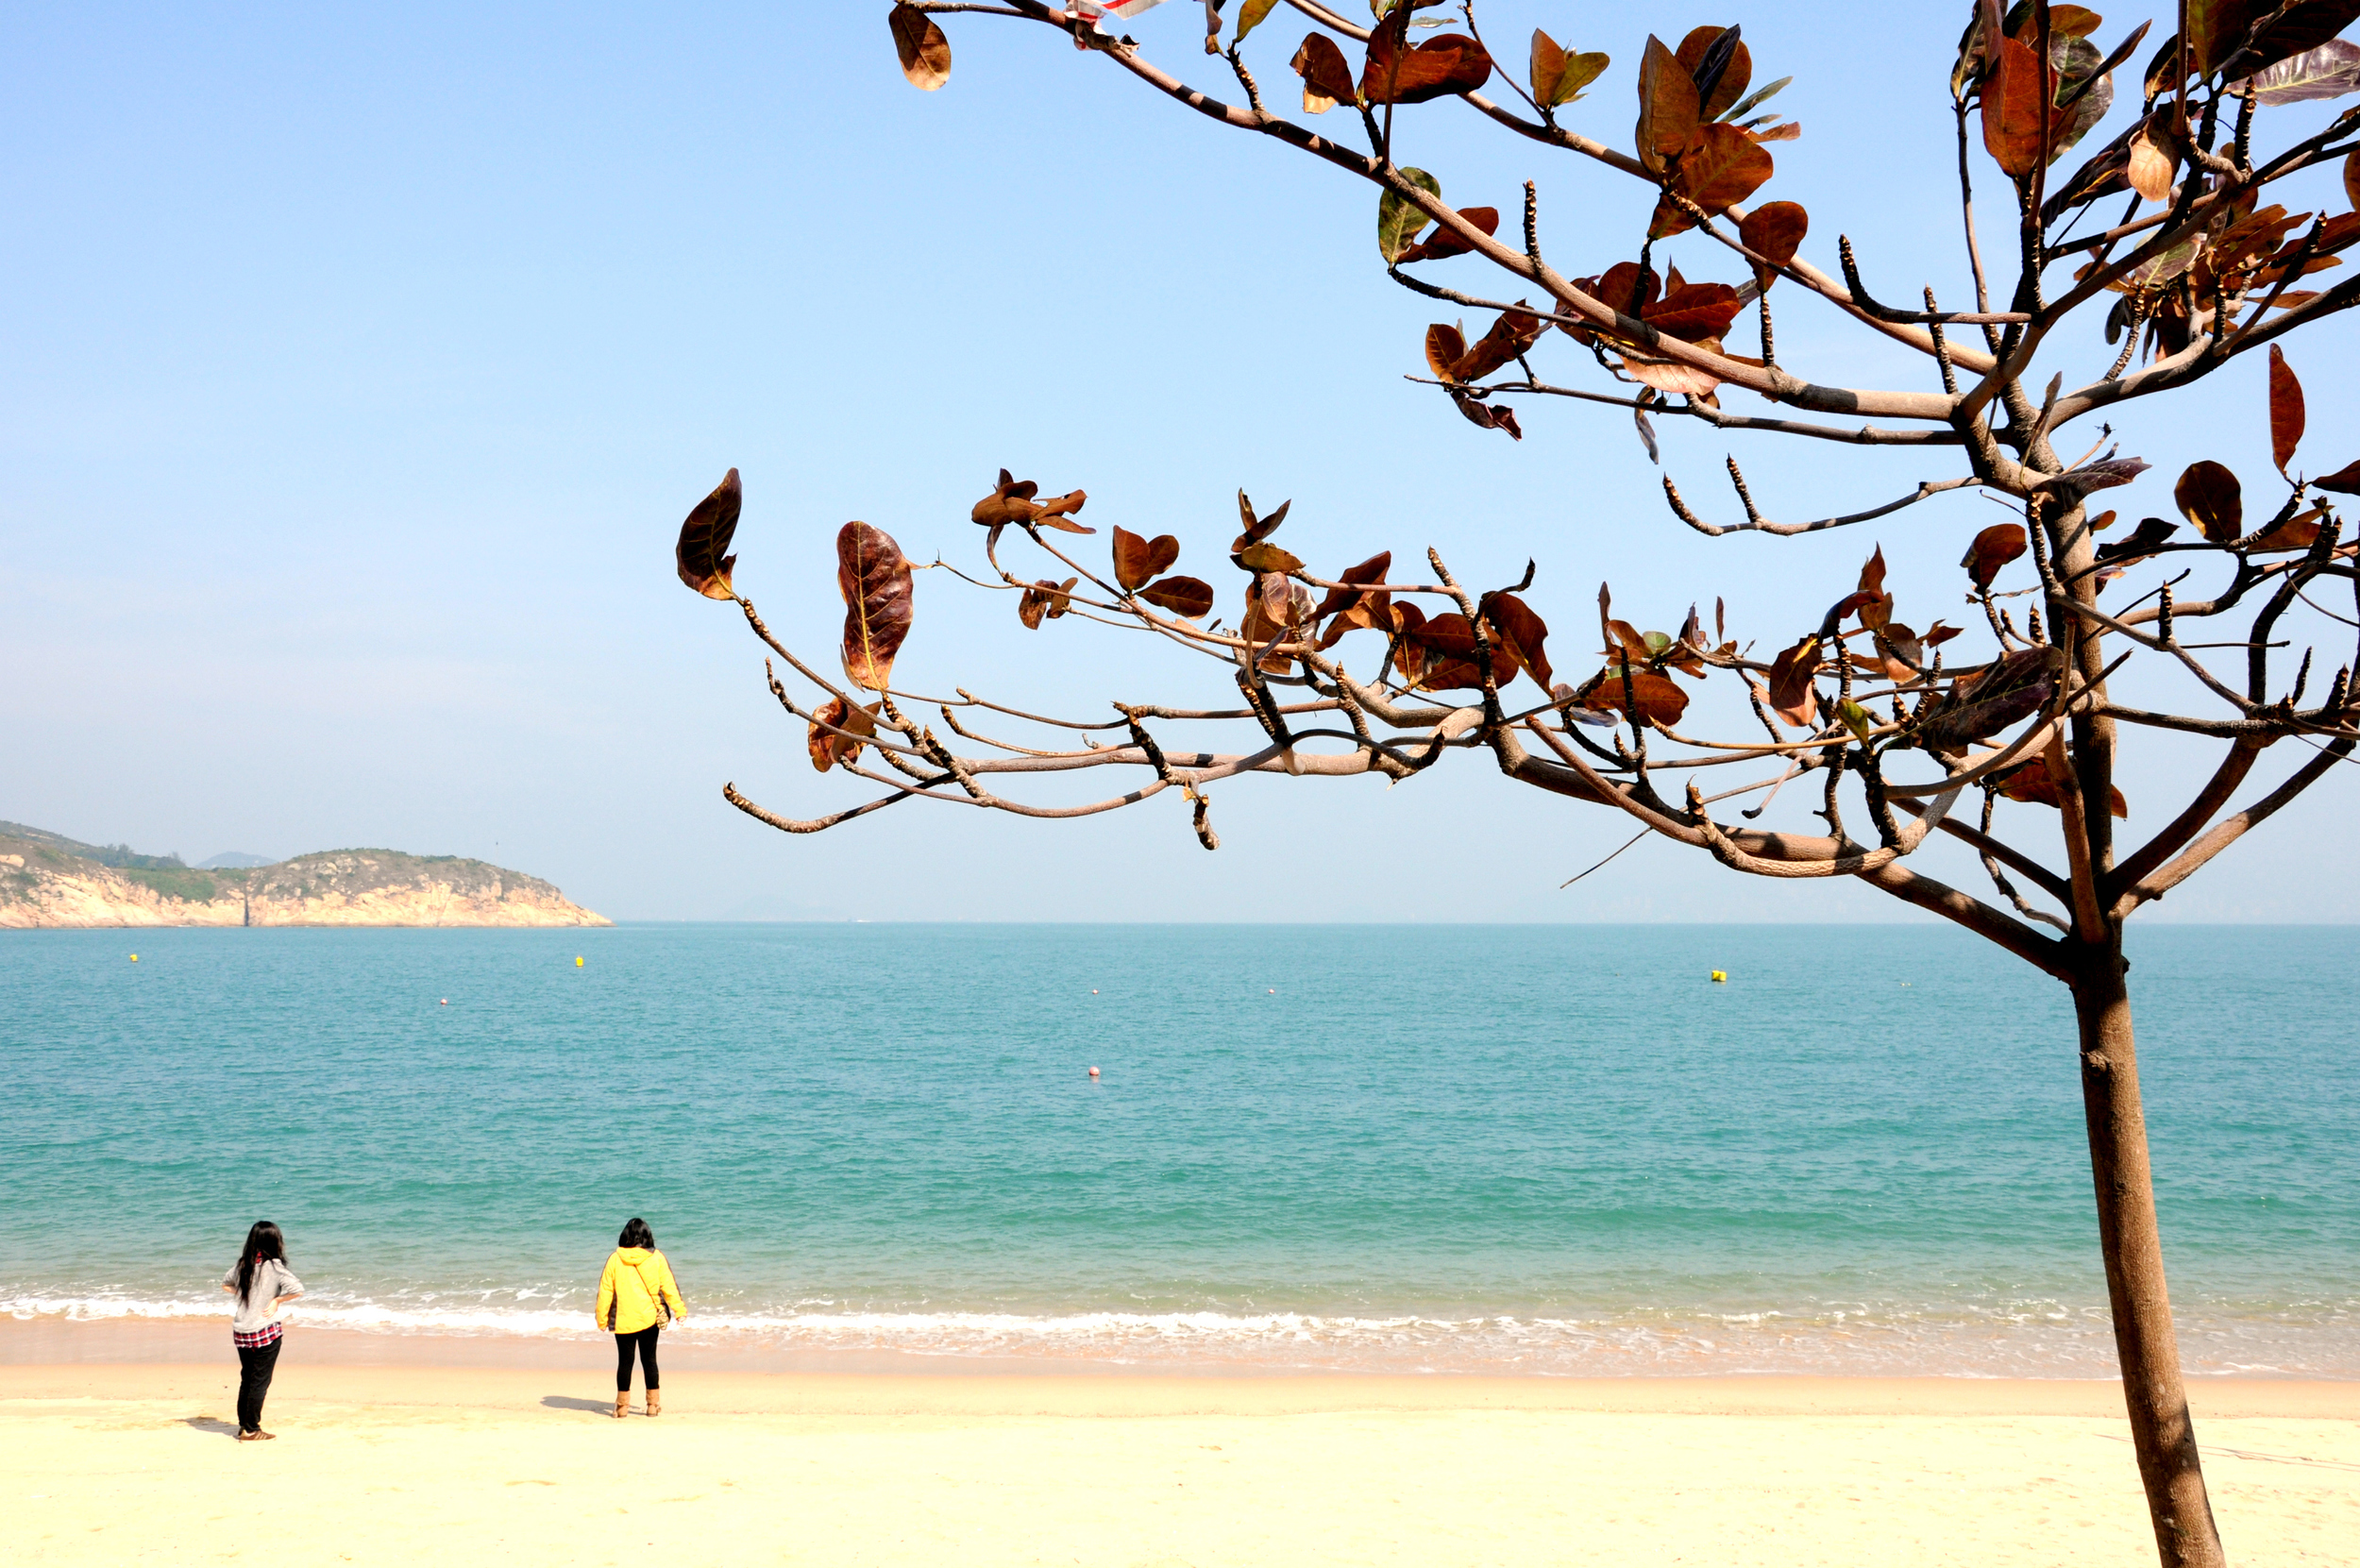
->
xmin=595 ymin=1217 xmax=684 ymax=1419
xmin=219 ymin=1221 xmax=304 ymax=1442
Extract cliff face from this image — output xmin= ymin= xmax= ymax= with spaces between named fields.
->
xmin=0 ymin=833 xmax=611 ymax=929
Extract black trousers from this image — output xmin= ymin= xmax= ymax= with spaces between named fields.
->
xmin=235 ymin=1337 xmax=283 ymax=1432
xmin=615 ymin=1324 xmax=661 ymax=1391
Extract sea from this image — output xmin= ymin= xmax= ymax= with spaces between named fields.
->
xmin=4 ymin=923 xmax=2353 ymax=1378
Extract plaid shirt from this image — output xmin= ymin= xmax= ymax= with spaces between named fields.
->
xmin=232 ymin=1321 xmax=283 ymax=1350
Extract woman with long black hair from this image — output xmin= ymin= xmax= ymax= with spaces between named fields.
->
xmin=219 ymin=1221 xmax=304 ymax=1442
xmin=594 ymin=1217 xmax=684 ymax=1418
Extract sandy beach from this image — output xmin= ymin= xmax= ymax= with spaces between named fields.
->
xmin=7 ymin=1326 xmax=2356 ymax=1566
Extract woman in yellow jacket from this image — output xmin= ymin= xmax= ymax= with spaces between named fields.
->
xmin=595 ymin=1217 xmax=685 ymax=1418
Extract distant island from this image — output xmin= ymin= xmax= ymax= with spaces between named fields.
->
xmin=0 ymin=821 xmax=610 ymax=929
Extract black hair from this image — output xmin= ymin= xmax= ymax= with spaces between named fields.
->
xmin=235 ymin=1221 xmax=286 ymax=1304
xmin=617 ymin=1217 xmax=655 ymax=1250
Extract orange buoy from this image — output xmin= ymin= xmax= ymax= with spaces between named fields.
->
xmin=1087 ymin=1066 xmax=1100 ymax=1079
xmin=440 ymin=999 xmax=448 ymax=1005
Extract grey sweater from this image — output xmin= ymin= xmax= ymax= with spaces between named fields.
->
xmin=222 ymin=1258 xmax=304 ymax=1334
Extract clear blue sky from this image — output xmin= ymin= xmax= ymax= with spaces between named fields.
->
xmin=5 ymin=2 xmax=2356 ymax=920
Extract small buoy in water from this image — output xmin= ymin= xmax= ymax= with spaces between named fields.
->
xmin=1087 ymin=1065 xmax=1100 ymax=1079
xmin=575 ymin=956 xmax=584 ymax=968
xmin=1268 ymin=988 xmax=1275 ymax=995
xmin=129 ymin=953 xmax=139 ymax=962
xmin=1711 ymin=970 xmax=1727 ymax=983
xmin=440 ymin=998 xmax=448 ymax=1005
xmin=1091 ymin=989 xmax=1099 ymax=995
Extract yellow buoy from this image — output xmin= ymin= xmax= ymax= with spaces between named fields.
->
xmin=575 ymin=956 xmax=584 ymax=967
xmin=129 ymin=953 xmax=139 ymax=962
xmin=1711 ymin=970 xmax=1727 ymax=983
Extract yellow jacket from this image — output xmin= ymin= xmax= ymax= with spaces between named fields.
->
xmin=595 ymin=1247 xmax=684 ymax=1334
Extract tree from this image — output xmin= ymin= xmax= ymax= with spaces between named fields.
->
xmin=673 ymin=5 xmax=2360 ymax=1563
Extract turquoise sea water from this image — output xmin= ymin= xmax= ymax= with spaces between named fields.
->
xmin=4 ymin=923 xmax=2353 ymax=1375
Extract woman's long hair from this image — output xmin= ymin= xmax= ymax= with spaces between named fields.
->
xmin=235 ymin=1221 xmax=286 ymax=1304
xmin=617 ymin=1217 xmax=654 ymax=1250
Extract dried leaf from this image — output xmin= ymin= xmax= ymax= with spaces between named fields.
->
xmin=1530 ymin=30 xmax=1609 ymax=106
xmin=1582 ymin=663 xmax=1692 ymax=724
xmin=1406 ymin=613 xmax=1523 ymax=691
xmin=1651 ymin=123 xmax=1776 ymax=237
xmin=1377 ymin=168 xmax=1443 ymax=263
xmin=1962 ymin=522 xmax=2028 ymax=589
xmin=1314 ymin=552 xmax=1394 ymax=646
xmin=1016 ymin=576 xmax=1079 ymax=631
xmin=837 ymin=521 xmax=915 ymax=691
xmin=807 ymin=696 xmax=880 ymax=773
xmin=2348 ymin=146 xmax=2360 ymax=212
xmin=1138 ymin=575 xmax=1217 ymax=618
xmin=1641 ymin=281 xmax=1745 ymax=342
xmin=1450 ymin=391 xmax=1525 ymax=440
xmin=1232 ymin=493 xmax=1290 ymax=553
xmin=1982 ymin=34 xmax=2048 ymax=178
xmin=1737 ymin=201 xmax=1808 ymax=290
xmin=1918 ymin=649 xmax=2057 ymax=751
xmin=1765 ymin=635 xmax=1821 ymax=726
xmin=1237 ymin=542 xmax=1304 ymax=574
xmin=971 ymin=467 xmax=1039 ymax=529
xmin=2313 ymin=458 xmax=2360 ymax=493
xmin=1362 ymin=28 xmax=1493 ymax=105
xmin=1482 ymin=592 xmax=1553 ymax=688
xmin=1290 ymin=31 xmax=1357 ymax=111
xmin=1450 ymin=306 xmax=1544 ymax=381
xmin=675 ymin=467 xmax=742 ymax=600
xmin=2250 ymin=505 xmax=2324 ymax=551
xmin=2093 ymin=516 xmax=2180 ymax=567
xmin=1425 ymin=322 xmax=1468 ymax=381
xmin=888 ymin=3 xmax=952 ymax=91
xmin=1675 ymin=24 xmax=1753 ymax=121
xmin=2174 ymin=460 xmax=2245 ymax=542
xmin=2269 ymin=345 xmax=2305 ymax=477
xmin=1395 ymin=207 xmax=1500 ymax=263
xmin=2127 ymin=116 xmax=2176 ymax=203
xmin=1635 ymin=35 xmax=1701 ymax=176
xmin=1112 ymin=527 xmax=1181 ymax=592
xmin=1995 ymin=760 xmax=2129 ymax=816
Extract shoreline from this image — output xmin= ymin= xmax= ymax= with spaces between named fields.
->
xmin=7 ymin=1319 xmax=2356 ymax=1415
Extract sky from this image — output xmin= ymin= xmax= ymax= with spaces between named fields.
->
xmin=4 ymin=2 xmax=2358 ymax=922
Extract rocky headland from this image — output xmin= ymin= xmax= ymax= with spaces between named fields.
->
xmin=0 ymin=822 xmax=610 ymax=928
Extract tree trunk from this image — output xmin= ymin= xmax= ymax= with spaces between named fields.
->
xmin=2071 ymin=944 xmax=2225 ymax=1568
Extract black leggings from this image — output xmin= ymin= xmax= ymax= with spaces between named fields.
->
xmin=615 ymin=1324 xmax=660 ymax=1391
xmin=236 ymin=1337 xmax=282 ymax=1432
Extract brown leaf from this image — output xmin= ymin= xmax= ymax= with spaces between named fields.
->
xmin=1982 ymin=34 xmax=2048 ymax=178
xmin=2174 ymin=460 xmax=2245 ymax=542
xmin=1642 ymin=281 xmax=1745 ymax=342
xmin=888 ymin=3 xmax=952 ymax=91
xmin=1290 ymin=32 xmax=1357 ymax=111
xmin=2348 ymin=146 xmax=2360 ymax=212
xmin=1529 ymin=29 xmax=1610 ymax=107
xmin=1962 ymin=522 xmax=2028 ymax=589
xmin=675 ymin=467 xmax=742 ymax=600
xmin=1031 ymin=489 xmax=1091 ymax=532
xmin=1238 ymin=542 xmax=1304 ymax=574
xmin=1581 ymin=663 xmax=1692 ymax=724
xmin=2269 ymin=345 xmax=2305 ymax=477
xmin=1737 ymin=201 xmax=1808 ymax=291
xmin=837 ymin=521 xmax=915 ymax=691
xmin=1403 ymin=613 xmax=1522 ymax=692
xmin=1314 ymin=551 xmax=1393 ymax=647
xmin=1394 ymin=207 xmax=1501 ymax=263
xmin=2250 ymin=505 xmax=2324 ymax=552
xmin=1675 ymin=24 xmax=1753 ymax=121
xmin=1362 ymin=29 xmax=1494 ymax=106
xmin=1138 ymin=575 xmax=1216 ymax=618
xmin=1635 ymin=35 xmax=1700 ymax=176
xmin=1017 ymin=576 xmax=1078 ymax=631
xmin=1765 ymin=636 xmax=1821 ymax=726
xmin=2313 ymin=458 xmax=2360 ymax=493
xmin=1482 ymin=592 xmax=1553 ymax=688
xmin=1232 ymin=493 xmax=1290 ymax=553
xmin=2127 ymin=115 xmax=2176 ymax=203
xmin=807 ymin=696 xmax=880 ymax=773
xmin=1112 ymin=527 xmax=1180 ymax=592
xmin=1425 ymin=323 xmax=1468 ymax=381
xmin=1995 ymin=760 xmax=2129 ymax=817
xmin=1450 ymin=306 xmax=1544 ymax=382
xmin=2094 ymin=516 xmax=2180 ymax=567
xmin=1447 ymin=393 xmax=1525 ymax=440
xmin=1652 ymin=123 xmax=1776 ymax=237
xmin=972 ymin=469 xmax=1039 ymax=529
